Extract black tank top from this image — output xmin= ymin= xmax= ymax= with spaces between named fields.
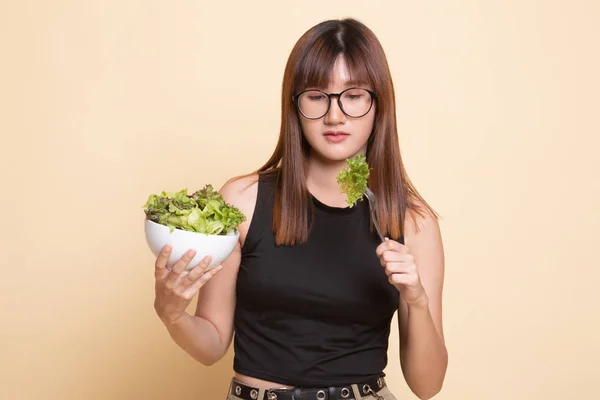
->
xmin=233 ymin=171 xmax=402 ymax=387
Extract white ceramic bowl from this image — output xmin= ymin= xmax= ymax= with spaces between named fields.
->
xmin=144 ymin=219 xmax=239 ymax=272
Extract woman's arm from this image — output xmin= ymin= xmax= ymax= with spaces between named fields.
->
xmin=398 ymin=210 xmax=448 ymax=399
xmin=161 ymin=175 xmax=258 ymax=366
xmin=161 ymin=242 xmax=241 ymax=365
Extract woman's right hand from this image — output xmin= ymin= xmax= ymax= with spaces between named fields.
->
xmin=153 ymin=244 xmax=223 ymax=324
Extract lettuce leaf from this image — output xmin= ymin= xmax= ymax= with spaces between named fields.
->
xmin=336 ymin=154 xmax=370 ymax=207
xmin=143 ymin=184 xmax=246 ymax=234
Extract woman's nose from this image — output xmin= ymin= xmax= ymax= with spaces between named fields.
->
xmin=323 ymin=98 xmax=346 ymax=124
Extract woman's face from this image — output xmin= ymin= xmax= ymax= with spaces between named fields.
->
xmin=298 ymin=55 xmax=376 ymax=163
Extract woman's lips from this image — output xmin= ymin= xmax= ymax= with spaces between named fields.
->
xmin=323 ymin=131 xmax=350 ymax=143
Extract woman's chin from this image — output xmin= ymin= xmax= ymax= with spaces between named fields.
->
xmin=310 ymin=144 xmax=366 ymax=163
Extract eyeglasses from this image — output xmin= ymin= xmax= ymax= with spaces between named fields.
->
xmin=292 ymin=87 xmax=377 ymax=120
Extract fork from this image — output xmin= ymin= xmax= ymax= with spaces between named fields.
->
xmin=364 ymin=187 xmax=386 ymax=242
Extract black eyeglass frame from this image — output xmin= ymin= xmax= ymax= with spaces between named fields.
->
xmin=292 ymin=87 xmax=377 ymax=120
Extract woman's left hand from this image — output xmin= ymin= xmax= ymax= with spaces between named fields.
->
xmin=376 ymin=238 xmax=428 ymax=307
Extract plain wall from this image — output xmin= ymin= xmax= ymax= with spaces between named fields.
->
xmin=1 ymin=1 xmax=599 ymax=399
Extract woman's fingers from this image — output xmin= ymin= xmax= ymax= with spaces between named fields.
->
xmin=375 ymin=239 xmax=409 ymax=257
xmin=383 ymin=262 xmax=410 ymax=276
xmin=155 ymin=245 xmax=172 ymax=276
xmin=379 ymin=250 xmax=414 ymax=267
xmin=182 ymin=264 xmax=224 ymax=299
xmin=164 ymin=249 xmax=196 ymax=288
xmin=180 ymin=255 xmax=213 ymax=288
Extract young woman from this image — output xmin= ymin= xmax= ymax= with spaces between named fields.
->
xmin=153 ymin=18 xmax=448 ymax=400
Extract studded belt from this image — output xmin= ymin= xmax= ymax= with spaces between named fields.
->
xmin=229 ymin=376 xmax=387 ymax=400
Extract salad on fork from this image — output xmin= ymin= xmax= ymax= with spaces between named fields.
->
xmin=336 ymin=154 xmax=386 ymax=242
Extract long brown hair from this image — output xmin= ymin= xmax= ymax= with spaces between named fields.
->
xmin=247 ymin=18 xmax=438 ymax=246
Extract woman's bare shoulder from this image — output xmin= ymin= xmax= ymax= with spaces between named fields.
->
xmin=404 ymin=197 xmax=440 ymax=238
xmin=218 ymin=173 xmax=259 ymax=209
xmin=218 ymin=173 xmax=260 ymax=244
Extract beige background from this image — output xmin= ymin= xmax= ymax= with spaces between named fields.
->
xmin=1 ymin=1 xmax=599 ymax=399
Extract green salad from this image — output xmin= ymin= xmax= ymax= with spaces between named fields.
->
xmin=143 ymin=184 xmax=246 ymax=235
xmin=336 ymin=154 xmax=370 ymax=207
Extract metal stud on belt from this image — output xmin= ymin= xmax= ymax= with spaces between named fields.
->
xmin=340 ymin=388 xmax=350 ymax=398
xmin=266 ymin=391 xmax=278 ymax=400
xmin=363 ymin=384 xmax=384 ymax=400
